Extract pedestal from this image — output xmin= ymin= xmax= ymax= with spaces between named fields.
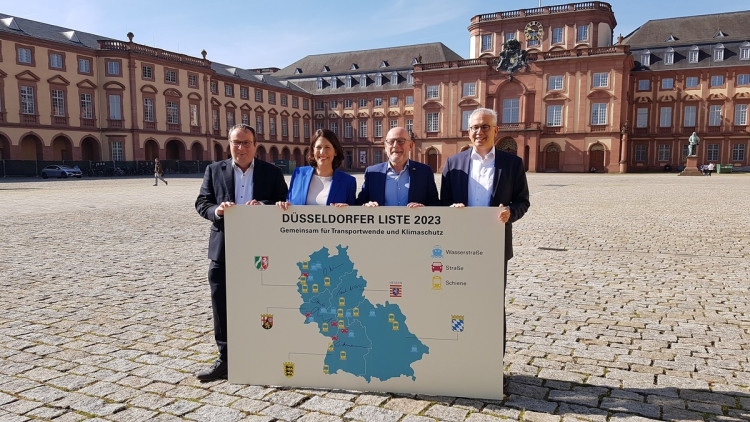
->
xmin=679 ymin=156 xmax=702 ymax=176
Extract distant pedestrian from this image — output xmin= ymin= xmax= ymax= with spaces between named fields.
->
xmin=154 ymin=158 xmax=168 ymax=186
xmin=707 ymin=162 xmax=715 ymax=176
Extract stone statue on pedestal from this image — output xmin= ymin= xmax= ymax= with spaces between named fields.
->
xmin=688 ymin=132 xmax=700 ymax=156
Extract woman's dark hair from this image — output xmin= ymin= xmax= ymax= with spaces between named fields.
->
xmin=307 ymin=129 xmax=345 ymax=169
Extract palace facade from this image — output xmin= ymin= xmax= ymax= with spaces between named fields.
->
xmin=1 ymin=2 xmax=749 ymax=174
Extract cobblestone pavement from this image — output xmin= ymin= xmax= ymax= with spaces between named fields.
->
xmin=1 ymin=172 xmax=748 ymax=421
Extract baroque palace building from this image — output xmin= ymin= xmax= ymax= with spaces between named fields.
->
xmin=1 ymin=2 xmax=749 ymax=174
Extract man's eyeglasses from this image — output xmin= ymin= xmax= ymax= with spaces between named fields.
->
xmin=230 ymin=141 xmax=254 ymax=148
xmin=385 ymin=138 xmax=408 ymax=146
xmin=469 ymin=125 xmax=495 ymax=133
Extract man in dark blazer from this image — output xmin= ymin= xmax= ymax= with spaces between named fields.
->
xmin=440 ymin=108 xmax=530 ymax=364
xmin=356 ymin=127 xmax=439 ymax=207
xmin=194 ymin=124 xmax=288 ymax=381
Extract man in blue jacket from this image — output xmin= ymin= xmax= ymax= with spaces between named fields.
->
xmin=356 ymin=126 xmax=439 ymax=207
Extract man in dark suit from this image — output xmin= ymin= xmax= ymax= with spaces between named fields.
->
xmin=440 ymin=108 xmax=530 ymax=361
xmin=356 ymin=127 xmax=439 ymax=207
xmin=194 ymin=124 xmax=288 ymax=381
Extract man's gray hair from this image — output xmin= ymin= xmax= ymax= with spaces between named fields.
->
xmin=469 ymin=108 xmax=498 ymax=125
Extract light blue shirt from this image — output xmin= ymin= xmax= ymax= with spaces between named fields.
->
xmin=384 ymin=161 xmax=411 ymax=206
xmin=467 ymin=148 xmax=494 ymax=207
xmin=233 ymin=159 xmax=255 ymax=205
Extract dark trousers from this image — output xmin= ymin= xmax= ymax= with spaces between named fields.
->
xmin=208 ymin=260 xmax=228 ymax=361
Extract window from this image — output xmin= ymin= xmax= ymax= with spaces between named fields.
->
xmin=51 ymin=89 xmax=65 ymax=117
xmin=142 ymin=64 xmax=153 ymax=80
xmin=165 ymin=69 xmax=178 ymax=84
xmin=78 ymin=57 xmax=91 ymax=74
xmin=20 ymin=86 xmax=35 ymax=115
xmin=329 ymin=121 xmax=337 ymax=136
xmin=391 ymin=71 xmax=398 ymax=86
xmin=293 ymin=97 xmax=299 ymax=108
xmin=111 ymin=141 xmax=124 ymax=161
xmin=49 ymin=52 xmax=63 ymax=69
xmin=406 ymin=96 xmax=414 ymax=105
xmin=406 ymin=119 xmax=413 ymax=133
xmin=552 ymin=27 xmax=563 ymax=44
xmin=711 ymin=75 xmax=724 ymax=87
xmin=360 ymin=74 xmax=367 ymax=87
xmin=143 ymin=98 xmax=154 ymax=122
xmin=732 ymin=144 xmax=746 ymax=161
xmin=482 ymin=34 xmax=493 ymax=51
xmin=658 ymin=144 xmax=671 ymax=161
xmin=735 ymin=104 xmax=748 ymax=126
xmin=165 ymin=101 xmax=179 ymax=124
xmin=390 ymin=119 xmax=397 ymax=129
xmin=461 ymin=110 xmax=473 ymax=130
xmin=344 ymin=99 xmax=352 ymax=108
xmin=426 ymin=85 xmax=439 ymax=99
xmin=707 ymin=144 xmax=719 ymax=161
xmin=316 ymin=121 xmax=323 ymax=131
xmin=359 ymin=99 xmax=367 ymax=108
xmin=713 ymin=45 xmax=724 ymax=62
xmin=281 ymin=119 xmax=288 ymax=136
xmin=210 ymin=81 xmax=218 ymax=95
xmin=241 ymin=112 xmax=249 ymax=125
xmin=256 ymin=115 xmax=263 ymax=134
xmin=547 ymin=105 xmax=562 ymax=127
xmin=685 ymin=77 xmax=699 ymax=88
xmin=255 ymin=89 xmax=263 ymax=102
xmin=738 ymin=74 xmax=750 ymax=86
xmin=664 ymin=50 xmax=674 ymax=65
xmin=17 ymin=46 xmax=32 ymax=64
xmin=106 ymin=60 xmax=120 ymax=76
xmin=329 ymin=100 xmax=338 ymax=108
xmin=684 ymin=105 xmax=696 ymax=127
xmin=375 ymin=73 xmax=383 ymax=86
xmin=375 ymin=120 xmax=382 ymax=137
xmin=269 ymin=92 xmax=276 ymax=105
xmin=463 ymin=82 xmax=476 ymax=97
xmin=634 ymin=145 xmax=647 ymax=162
xmin=240 ymin=87 xmax=249 ymax=99
xmin=689 ymin=47 xmax=699 ymax=63
xmin=226 ymin=110 xmax=234 ymax=128
xmin=330 ymin=76 xmax=338 ymax=89
xmin=212 ymin=109 xmax=219 ymax=130
xmin=549 ymin=76 xmax=563 ymax=91
xmin=281 ymin=95 xmax=288 ymax=106
xmin=593 ymin=72 xmax=609 ymax=88
xmin=389 ymin=96 xmax=398 ymax=106
xmin=293 ymin=120 xmax=299 ymax=137
xmin=315 ymin=101 xmax=324 ymax=110
xmin=741 ymin=44 xmax=750 ymax=60
xmin=303 ymin=99 xmax=309 ymax=110
xmin=426 ymin=112 xmax=439 ymax=132
xmin=636 ymin=108 xmax=648 ymax=128
xmin=659 ymin=107 xmax=672 ymax=127
xmin=640 ymin=52 xmax=650 ymax=67
xmin=80 ymin=93 xmax=93 ymax=119
xmin=359 ymin=120 xmax=367 ymax=137
xmin=109 ymin=94 xmax=122 ymax=120
xmin=374 ymin=98 xmax=382 ymax=107
xmin=407 ymin=71 xmax=414 ymax=84
xmin=345 ymin=75 xmax=353 ymax=88
xmin=269 ymin=118 xmax=276 ymax=136
xmin=502 ymin=98 xmax=519 ymax=124
xmin=375 ymin=150 xmax=383 ymax=163
xmin=708 ymin=105 xmax=722 ymax=126
xmin=661 ymin=78 xmax=674 ymax=89
xmin=505 ymin=32 xmax=516 ymax=42
xmin=344 ymin=121 xmax=352 ymax=138
xmin=225 ymin=84 xmax=233 ymax=97
xmin=304 ymin=121 xmax=310 ymax=138
xmin=577 ymin=25 xmax=588 ymax=42
xmin=188 ymin=73 xmax=198 ymax=88
xmin=638 ymin=79 xmax=650 ymax=91
xmin=591 ymin=103 xmax=607 ymax=125
xmin=190 ymin=104 xmax=200 ymax=127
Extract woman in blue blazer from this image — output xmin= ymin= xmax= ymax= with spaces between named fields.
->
xmin=277 ymin=129 xmax=356 ymax=209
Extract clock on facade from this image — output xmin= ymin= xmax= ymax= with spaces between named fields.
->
xmin=524 ymin=21 xmax=543 ymax=41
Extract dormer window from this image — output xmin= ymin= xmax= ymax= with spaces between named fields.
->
xmin=345 ymin=75 xmax=352 ymax=88
xmin=640 ymin=50 xmax=651 ymax=67
xmin=380 ymin=61 xmax=389 ymax=68
xmin=407 ymin=71 xmax=414 ymax=84
xmin=294 ymin=68 xmax=303 ymax=74
xmin=391 ymin=71 xmax=398 ymax=86
xmin=666 ymin=34 xmax=677 ymax=42
xmin=62 ymin=31 xmax=81 ymax=43
xmin=330 ymin=76 xmax=337 ymax=89
xmin=740 ymin=42 xmax=750 ymax=60
xmin=316 ymin=77 xmax=323 ymax=90
xmin=411 ymin=57 xmax=419 ymax=65
xmin=714 ymin=30 xmax=727 ymax=38
xmin=360 ymin=74 xmax=367 ymax=87
xmin=689 ymin=46 xmax=699 ymax=63
xmin=713 ymin=43 xmax=725 ymax=62
xmin=375 ymin=72 xmax=383 ymax=86
xmin=1 ymin=17 xmax=21 ymax=30
xmin=664 ymin=48 xmax=674 ymax=65
xmin=322 ymin=65 xmax=330 ymax=72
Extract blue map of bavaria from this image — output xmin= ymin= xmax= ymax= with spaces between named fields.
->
xmin=296 ymin=245 xmax=429 ymax=382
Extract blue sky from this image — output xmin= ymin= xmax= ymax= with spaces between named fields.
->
xmin=3 ymin=0 xmax=745 ymax=69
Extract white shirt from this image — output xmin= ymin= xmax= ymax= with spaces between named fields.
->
xmin=233 ymin=160 xmax=255 ymax=205
xmin=306 ymin=174 xmax=332 ymax=205
xmin=467 ymin=147 xmax=495 ymax=207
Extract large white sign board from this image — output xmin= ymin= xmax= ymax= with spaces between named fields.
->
xmin=225 ymin=206 xmax=504 ymax=400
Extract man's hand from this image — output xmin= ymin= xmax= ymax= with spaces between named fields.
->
xmin=407 ymin=202 xmax=425 ymax=208
xmin=363 ymin=201 xmax=379 ymax=207
xmin=216 ymin=201 xmax=236 ymax=216
xmin=497 ymin=204 xmax=510 ymax=223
